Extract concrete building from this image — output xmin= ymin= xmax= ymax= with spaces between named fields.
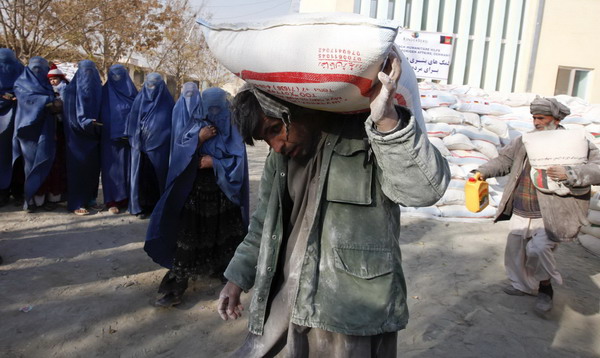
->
xmin=295 ymin=0 xmax=600 ymax=102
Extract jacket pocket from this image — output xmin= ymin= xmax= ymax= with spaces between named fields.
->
xmin=327 ymin=139 xmax=373 ymax=205
xmin=333 ymin=246 xmax=392 ymax=279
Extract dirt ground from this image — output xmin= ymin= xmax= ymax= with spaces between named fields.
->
xmin=1 ymin=142 xmax=599 ymax=358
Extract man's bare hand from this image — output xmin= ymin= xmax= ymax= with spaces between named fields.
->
xmin=218 ymin=281 xmax=244 ymax=321
xmin=369 ymin=48 xmax=402 ymax=131
xmin=547 ymin=166 xmax=568 ymax=181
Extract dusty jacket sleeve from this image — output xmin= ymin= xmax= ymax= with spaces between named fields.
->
xmin=223 ymin=151 xmax=274 ymax=291
xmin=564 ymin=140 xmax=600 ymax=187
xmin=478 ymin=137 xmax=521 ymax=179
xmin=365 ymin=110 xmax=450 ymax=207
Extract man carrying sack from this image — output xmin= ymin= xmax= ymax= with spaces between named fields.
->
xmin=476 ymin=97 xmax=600 ymax=315
xmin=217 ymin=50 xmax=450 ymax=356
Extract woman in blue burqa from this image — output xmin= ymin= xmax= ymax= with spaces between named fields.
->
xmin=13 ymin=56 xmax=65 ymax=211
xmin=0 ymin=48 xmax=24 ymax=206
xmin=62 ymin=60 xmax=103 ymax=215
xmin=145 ymin=84 xmax=249 ymax=307
xmin=99 ymin=64 xmax=138 ymax=214
xmin=126 ymin=72 xmax=174 ymax=218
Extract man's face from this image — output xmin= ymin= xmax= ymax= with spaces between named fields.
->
xmin=257 ymin=115 xmax=320 ymax=162
xmin=49 ymin=77 xmax=61 ymax=86
xmin=532 ymin=114 xmax=559 ymax=131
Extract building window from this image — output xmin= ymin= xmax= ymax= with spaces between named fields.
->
xmin=370 ymin=0 xmax=377 ymax=18
xmin=555 ymin=67 xmax=592 ymax=100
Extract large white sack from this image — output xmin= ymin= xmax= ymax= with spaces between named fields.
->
xmin=590 ymin=192 xmax=600 ymax=211
xmin=400 ymin=205 xmax=442 ymax=217
xmin=472 ymin=139 xmax=499 ymax=159
xmin=488 ymin=91 xmax=537 ymax=107
xmin=452 ymin=96 xmax=512 ymax=116
xmin=522 ymin=129 xmax=589 ymax=195
xmin=554 ymin=95 xmax=588 ymax=114
xmin=562 ymin=123 xmax=586 ymax=131
xmin=506 ymin=120 xmax=534 ymax=132
xmin=453 ymin=125 xmax=501 ymax=146
xmin=579 ymin=234 xmax=600 ymax=257
xmin=579 ymin=225 xmax=600 ymax=238
xmin=449 ymin=163 xmax=466 ymax=179
xmin=562 ymin=115 xmax=591 ymax=125
xmin=426 ymin=107 xmax=464 ymax=124
xmin=584 ymin=104 xmax=600 ymax=124
xmin=426 ymin=122 xmax=455 ymax=137
xmin=447 ymin=150 xmax=489 ymax=166
xmin=459 ymin=163 xmax=480 ymax=177
xmin=428 ymin=137 xmax=451 ymax=156
xmin=481 ymin=115 xmax=510 ymax=137
xmin=447 ymin=178 xmax=466 ymax=190
xmin=588 ymin=210 xmax=600 ymax=226
xmin=436 ymin=188 xmax=465 ymax=206
xmin=438 ymin=204 xmax=497 ymax=219
xmin=460 ymin=111 xmax=482 ymax=128
xmin=522 ymin=129 xmax=588 ymax=168
xmin=198 ymin=13 xmax=424 ymax=125
xmin=443 ymin=133 xmax=475 ymax=150
xmin=422 ymin=108 xmax=432 ymax=123
xmin=419 ymin=89 xmax=457 ymax=108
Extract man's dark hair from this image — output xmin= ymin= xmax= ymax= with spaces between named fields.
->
xmin=231 ymin=90 xmax=264 ymax=146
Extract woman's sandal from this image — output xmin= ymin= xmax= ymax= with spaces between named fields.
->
xmin=74 ymin=208 xmax=90 ymax=216
xmin=108 ymin=206 xmax=119 ymax=214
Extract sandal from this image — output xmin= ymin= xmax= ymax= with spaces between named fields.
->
xmin=108 ymin=206 xmax=119 ymax=214
xmin=74 ymin=208 xmax=90 ymax=216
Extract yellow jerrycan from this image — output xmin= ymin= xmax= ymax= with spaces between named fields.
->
xmin=465 ymin=172 xmax=489 ymax=213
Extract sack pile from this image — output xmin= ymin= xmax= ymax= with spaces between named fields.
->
xmin=401 ymin=82 xmax=600 ymax=222
xmin=578 ymin=191 xmax=600 ymax=256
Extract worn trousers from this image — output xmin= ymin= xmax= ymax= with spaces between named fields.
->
xmin=505 ymin=214 xmax=563 ymax=294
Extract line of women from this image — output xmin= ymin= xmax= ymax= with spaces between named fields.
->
xmin=1 ymin=48 xmax=250 ymax=303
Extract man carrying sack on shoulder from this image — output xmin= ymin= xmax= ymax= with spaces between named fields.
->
xmin=476 ymin=97 xmax=600 ymax=315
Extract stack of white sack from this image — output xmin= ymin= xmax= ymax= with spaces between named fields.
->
xmin=578 ymin=190 xmax=600 ymax=256
xmin=401 ymin=81 xmax=600 ymax=221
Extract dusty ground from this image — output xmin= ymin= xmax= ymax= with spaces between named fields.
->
xmin=1 ymin=142 xmax=599 ymax=358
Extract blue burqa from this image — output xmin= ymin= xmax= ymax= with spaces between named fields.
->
xmin=62 ymin=60 xmax=102 ymax=210
xmin=126 ymin=72 xmax=174 ymax=215
xmin=144 ymin=85 xmax=250 ymax=268
xmin=99 ymin=64 xmax=138 ymax=204
xmin=13 ymin=57 xmax=56 ymax=203
xmin=0 ymin=48 xmax=24 ymax=190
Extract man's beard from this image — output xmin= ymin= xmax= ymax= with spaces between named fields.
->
xmin=536 ymin=122 xmax=558 ymax=131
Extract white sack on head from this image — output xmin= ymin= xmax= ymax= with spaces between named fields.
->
xmin=198 ymin=13 xmax=424 ymax=129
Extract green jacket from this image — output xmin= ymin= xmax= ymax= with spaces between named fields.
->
xmin=224 ymin=114 xmax=450 ymax=336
